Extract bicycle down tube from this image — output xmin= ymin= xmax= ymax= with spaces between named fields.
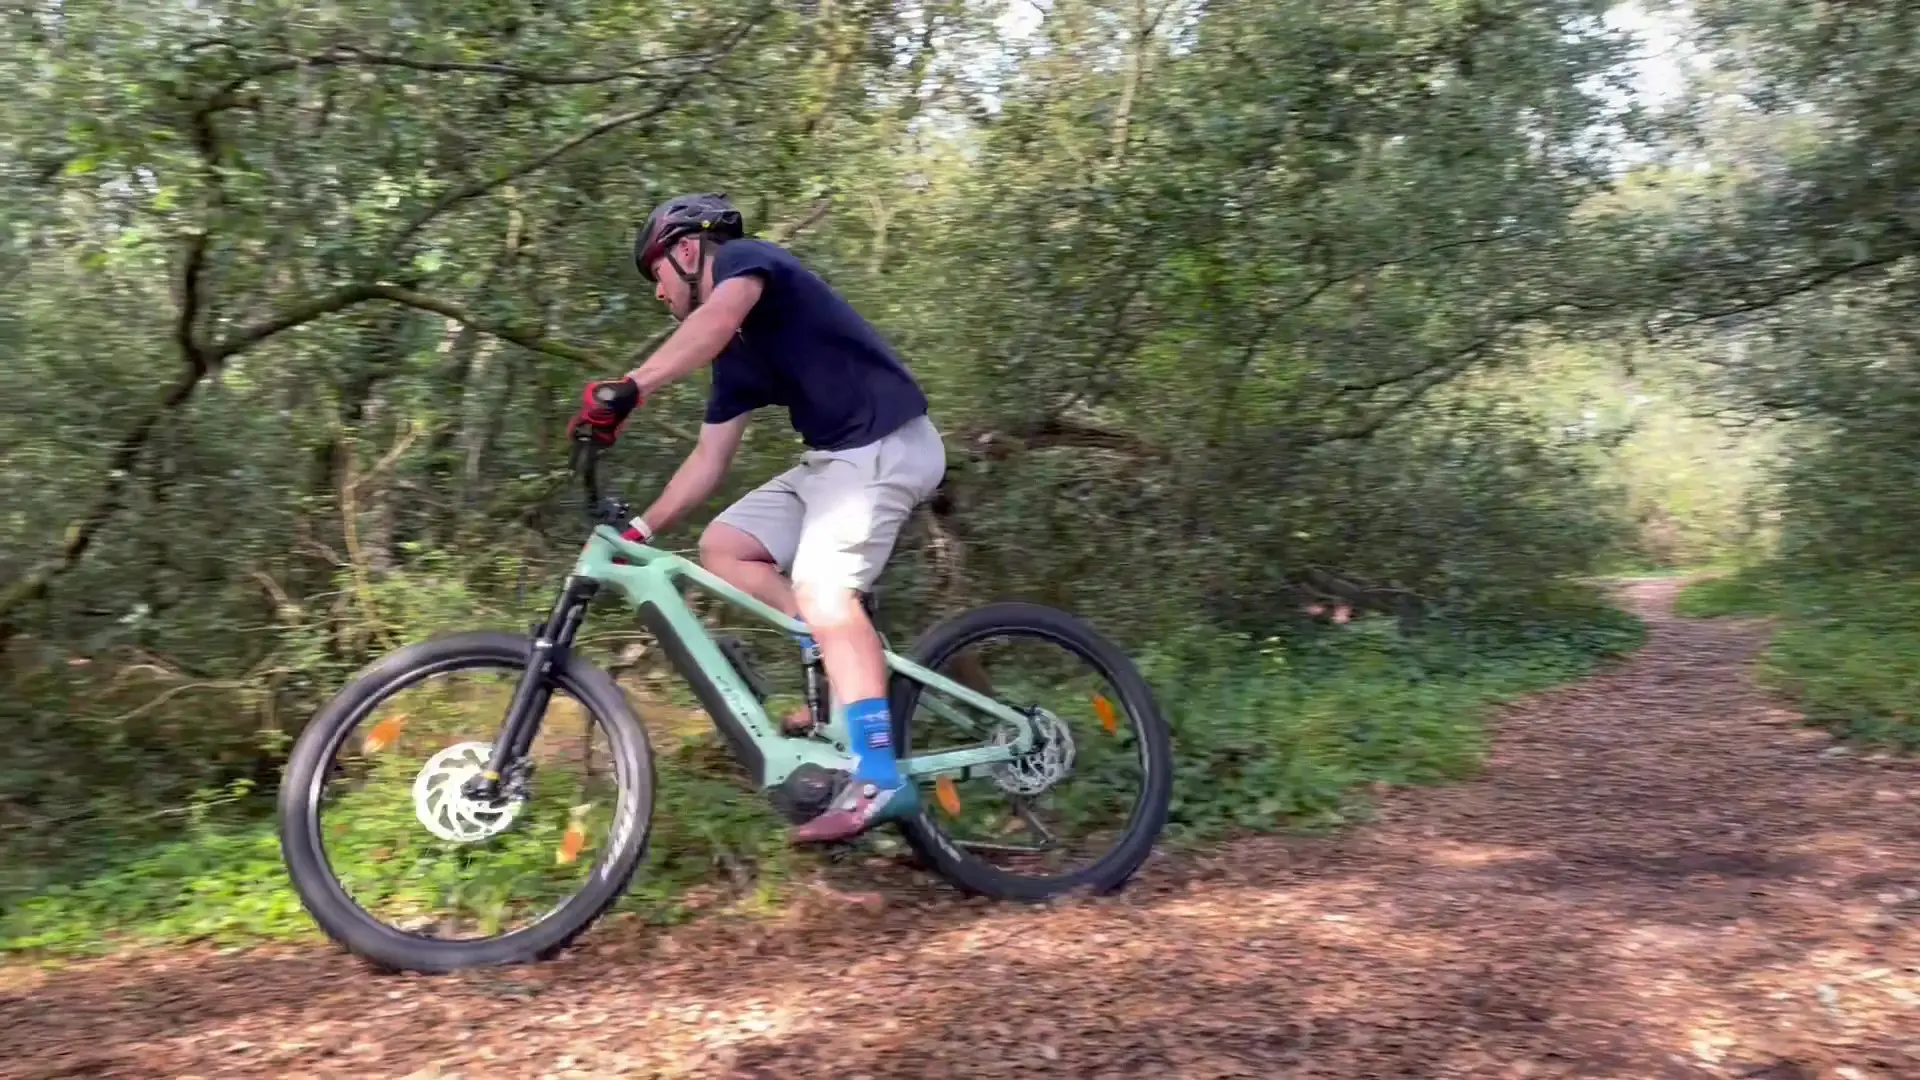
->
xmin=569 ymin=525 xmax=1038 ymax=789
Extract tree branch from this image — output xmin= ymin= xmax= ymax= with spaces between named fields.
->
xmin=204 ymin=282 xmax=701 ymax=443
xmin=1312 ymin=230 xmax=1521 ymax=311
xmin=19 ymin=76 xmax=246 ymax=645
xmin=1107 ymin=0 xmax=1172 ymax=166
xmin=175 ymin=92 xmax=229 ymax=373
xmin=206 ymin=284 xmax=386 ymax=363
xmin=0 ymin=370 xmax=204 ymax=639
xmin=961 ymin=416 xmax=1167 ymax=464
xmin=1335 ymin=351 xmax=1472 ymax=394
xmin=190 ymin=40 xmax=718 ymax=110
xmin=1206 ymin=228 xmax=1524 ymax=429
xmin=383 ymin=10 xmax=771 ymax=257
xmin=204 ymin=280 xmax=624 ymax=373
xmin=1302 ymin=342 xmax=1492 ymax=447
xmin=388 ymin=103 xmax=684 ymax=257
xmin=0 ymin=273 xmax=697 ymax=636
xmin=315 ymin=44 xmax=706 ymax=85
xmin=175 ymin=234 xmax=212 ymax=372
xmin=1291 ymin=566 xmax=1429 ymax=626
xmin=1647 ymin=250 xmax=1911 ymax=336
xmin=10 ymin=50 xmax=809 ymax=637
xmin=774 ymin=197 xmax=835 ymax=244
xmin=370 ymin=286 xmax=604 ymax=366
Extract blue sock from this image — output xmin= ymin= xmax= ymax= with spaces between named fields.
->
xmin=845 ymin=697 xmax=899 ymax=788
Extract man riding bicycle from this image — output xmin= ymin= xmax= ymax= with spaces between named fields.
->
xmin=568 ymin=193 xmax=946 ymax=845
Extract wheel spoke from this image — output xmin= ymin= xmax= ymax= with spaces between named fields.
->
xmin=955 ymin=838 xmax=1052 ymax=856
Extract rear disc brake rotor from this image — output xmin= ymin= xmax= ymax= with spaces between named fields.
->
xmin=987 ymin=707 xmax=1075 ymax=797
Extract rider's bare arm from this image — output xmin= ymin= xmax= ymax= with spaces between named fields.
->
xmin=633 ymin=413 xmax=749 ymax=537
xmin=624 ymin=275 xmax=764 ymax=397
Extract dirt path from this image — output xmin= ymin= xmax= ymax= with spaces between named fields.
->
xmin=4 ymin=579 xmax=1917 ymax=1079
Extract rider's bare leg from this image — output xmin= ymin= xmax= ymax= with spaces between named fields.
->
xmin=787 ymin=576 xmax=910 ymax=843
xmin=792 ymin=581 xmax=887 ymax=705
xmin=697 ymin=523 xmax=798 ymax=616
xmin=699 ymin=522 xmax=826 ymax=735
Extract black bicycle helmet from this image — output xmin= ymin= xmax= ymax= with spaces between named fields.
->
xmin=633 ymin=192 xmax=745 ymax=283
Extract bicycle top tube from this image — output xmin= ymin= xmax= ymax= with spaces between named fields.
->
xmin=576 ymin=526 xmax=809 ymax=637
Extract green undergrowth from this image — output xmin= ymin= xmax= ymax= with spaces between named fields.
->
xmin=2 ymin=588 xmax=1646 ymax=961
xmin=1672 ymin=565 xmax=1782 ymax=618
xmin=1677 ymin=565 xmax=1920 ymax=751
xmin=1142 ymin=588 xmax=1646 ymax=841
xmin=0 ymin=745 xmax=810 ymax=958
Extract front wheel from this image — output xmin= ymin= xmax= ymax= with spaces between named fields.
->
xmin=277 ymin=631 xmax=655 ymax=973
xmin=889 ymin=602 xmax=1173 ymax=901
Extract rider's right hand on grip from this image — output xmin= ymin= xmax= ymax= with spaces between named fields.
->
xmin=569 ymin=377 xmax=641 ymax=445
xmin=593 ymin=378 xmax=641 ymax=415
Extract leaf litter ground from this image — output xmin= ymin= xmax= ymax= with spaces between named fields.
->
xmin=2 ymin=580 xmax=1916 ymax=1079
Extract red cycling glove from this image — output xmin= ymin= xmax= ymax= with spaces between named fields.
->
xmin=567 ymin=378 xmax=642 ymax=446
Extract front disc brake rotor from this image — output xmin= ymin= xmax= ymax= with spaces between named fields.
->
xmin=411 ymin=741 xmax=524 ymax=842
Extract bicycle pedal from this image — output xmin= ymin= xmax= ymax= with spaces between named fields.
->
xmin=713 ymin=634 xmax=770 ymax=702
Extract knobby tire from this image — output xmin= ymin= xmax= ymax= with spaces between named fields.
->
xmin=276 ymin=631 xmax=655 ymax=974
xmin=887 ymin=602 xmax=1174 ymax=901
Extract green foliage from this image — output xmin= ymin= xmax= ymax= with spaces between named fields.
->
xmin=1679 ymin=566 xmax=1920 ymax=753
xmin=0 ymin=725 xmax=810 ymax=955
xmin=2 ymin=0 xmax=1657 ymax=662
xmin=2 ymin=813 xmax=299 ymax=955
xmin=1758 ymin=575 xmax=1920 ymax=752
xmin=1673 ymin=567 xmax=1781 ymax=619
xmin=1109 ymin=593 xmax=1645 ymax=840
xmin=1607 ymin=0 xmax=1920 ymax=756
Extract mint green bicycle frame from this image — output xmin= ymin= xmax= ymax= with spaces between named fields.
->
xmin=570 ymin=523 xmax=1037 ymax=791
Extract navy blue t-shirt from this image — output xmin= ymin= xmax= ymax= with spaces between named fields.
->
xmin=702 ymin=238 xmax=929 ymax=451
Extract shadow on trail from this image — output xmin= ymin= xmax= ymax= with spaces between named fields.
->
xmin=0 ymin=858 xmax=1828 ymax=1079
xmin=3 ymin=580 xmax=1917 ymax=1079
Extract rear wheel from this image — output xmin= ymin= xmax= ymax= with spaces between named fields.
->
xmin=277 ymin=631 xmax=655 ymax=973
xmin=888 ymin=602 xmax=1172 ymax=900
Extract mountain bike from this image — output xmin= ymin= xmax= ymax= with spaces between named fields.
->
xmin=276 ymin=387 xmax=1173 ymax=974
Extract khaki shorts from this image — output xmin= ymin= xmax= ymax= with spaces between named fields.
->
xmin=712 ymin=414 xmax=947 ymax=592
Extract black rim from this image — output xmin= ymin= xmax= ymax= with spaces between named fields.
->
xmin=896 ymin=619 xmax=1162 ymax=885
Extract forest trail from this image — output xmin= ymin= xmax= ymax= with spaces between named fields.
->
xmin=3 ymin=579 xmax=1916 ymax=1079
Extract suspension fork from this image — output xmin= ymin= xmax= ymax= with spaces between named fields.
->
xmin=464 ymin=574 xmax=601 ymax=802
